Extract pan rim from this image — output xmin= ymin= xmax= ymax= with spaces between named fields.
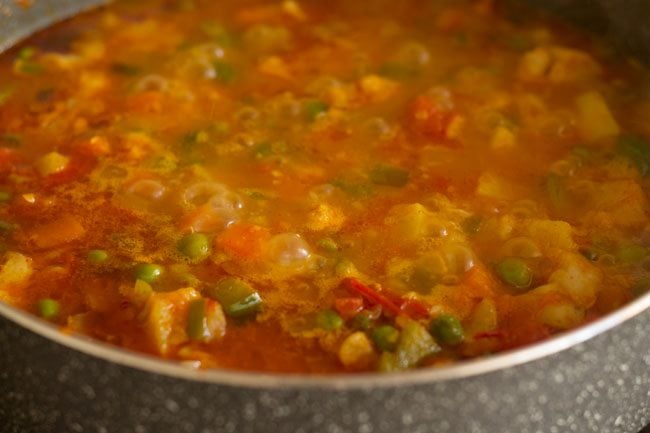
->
xmin=1 ymin=0 xmax=649 ymax=392
xmin=0 ymin=290 xmax=648 ymax=389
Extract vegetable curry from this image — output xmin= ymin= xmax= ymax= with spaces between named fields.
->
xmin=0 ymin=0 xmax=649 ymax=373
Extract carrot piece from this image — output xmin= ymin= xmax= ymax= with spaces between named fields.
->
xmin=334 ymin=297 xmax=364 ymax=320
xmin=236 ymin=5 xmax=282 ymax=25
xmin=127 ymin=91 xmax=164 ymax=113
xmin=461 ymin=263 xmax=498 ymax=298
xmin=215 ymin=223 xmax=271 ymax=261
xmin=30 ymin=214 xmax=86 ymax=249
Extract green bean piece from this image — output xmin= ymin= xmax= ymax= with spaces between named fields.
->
xmin=330 ymin=179 xmax=373 ymax=198
xmin=371 ymin=325 xmax=400 ymax=352
xmin=316 ymin=309 xmax=343 ymax=331
xmin=545 ymin=173 xmax=567 ymax=213
xmin=177 ymin=233 xmax=210 ymax=261
xmin=36 ymin=298 xmax=60 ymax=320
xmin=207 ymin=277 xmax=262 ymax=318
xmin=133 ymin=263 xmax=164 ymax=284
xmin=496 ymin=257 xmax=532 ymax=290
xmin=187 ymin=299 xmax=210 ymax=341
xmin=87 ymin=249 xmax=109 ymax=264
xmin=369 ymin=164 xmax=410 ymax=187
xmin=430 ymin=314 xmax=464 ymax=346
xmin=617 ymin=135 xmax=650 ymax=176
xmin=378 ymin=320 xmax=440 ymax=372
xmin=0 ymin=191 xmax=11 ymax=203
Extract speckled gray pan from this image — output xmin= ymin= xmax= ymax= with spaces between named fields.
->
xmin=0 ymin=1 xmax=649 ymax=432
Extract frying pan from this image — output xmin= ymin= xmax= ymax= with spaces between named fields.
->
xmin=0 ymin=1 xmax=649 ymax=432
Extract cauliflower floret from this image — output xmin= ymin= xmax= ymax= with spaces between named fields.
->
xmin=476 ymin=173 xmax=521 ymax=201
xmin=583 ymin=180 xmax=647 ymax=228
xmin=358 ymin=75 xmax=398 ymax=103
xmin=520 ymin=219 xmax=576 ymax=253
xmin=0 ymin=252 xmax=33 ymax=300
xmin=549 ymin=252 xmax=602 ymax=308
xmin=338 ymin=331 xmax=375 ymax=369
xmin=258 ymin=56 xmax=291 ymax=79
xmin=518 ymin=46 xmax=601 ymax=83
xmin=305 ymin=204 xmax=346 ymax=232
xmin=142 ymin=287 xmax=200 ymax=354
xmin=575 ymin=91 xmax=620 ymax=142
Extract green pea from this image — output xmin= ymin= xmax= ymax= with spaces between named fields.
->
xmin=615 ymin=244 xmax=648 ymax=265
xmin=36 ymin=298 xmax=60 ymax=320
xmin=462 ymin=215 xmax=482 ymax=235
xmin=316 ymin=309 xmax=343 ymax=331
xmin=333 ymin=259 xmax=359 ymax=278
xmin=0 ymin=220 xmax=15 ymax=231
xmin=0 ymin=88 xmax=12 ymax=106
xmin=631 ymin=278 xmax=650 ymax=297
xmin=0 ymin=191 xmax=11 ymax=203
xmin=369 ymin=164 xmax=410 ymax=187
xmin=110 ymin=62 xmax=141 ymax=76
xmin=87 ymin=249 xmax=109 ymax=264
xmin=133 ymin=263 xmax=164 ymax=284
xmin=200 ymin=21 xmax=233 ymax=47
xmin=207 ymin=277 xmax=262 ymax=318
xmin=371 ymin=325 xmax=400 ymax=352
xmin=177 ymin=233 xmax=210 ymax=261
xmin=214 ymin=60 xmax=236 ymax=84
xmin=496 ymin=257 xmax=532 ymax=290
xmin=18 ymin=47 xmax=36 ymax=60
xmin=304 ymin=100 xmax=328 ymax=121
xmin=317 ymin=237 xmax=339 ymax=252
xmin=430 ymin=314 xmax=464 ymax=346
xmin=351 ymin=310 xmax=375 ymax=331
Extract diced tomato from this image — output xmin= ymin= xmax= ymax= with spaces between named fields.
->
xmin=334 ymin=297 xmax=364 ymax=320
xmin=409 ymin=95 xmax=455 ymax=142
xmin=215 ymin=223 xmax=271 ymax=262
xmin=127 ymin=91 xmax=164 ymax=114
xmin=0 ymin=147 xmax=16 ymax=174
xmin=342 ymin=278 xmax=401 ymax=316
xmin=398 ymin=298 xmax=431 ymax=320
xmin=341 ymin=278 xmax=432 ymax=320
xmin=473 ymin=330 xmax=504 ymax=340
xmin=29 ymin=214 xmax=86 ymax=249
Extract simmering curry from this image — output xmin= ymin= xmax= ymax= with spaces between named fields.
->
xmin=0 ymin=0 xmax=649 ymax=373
